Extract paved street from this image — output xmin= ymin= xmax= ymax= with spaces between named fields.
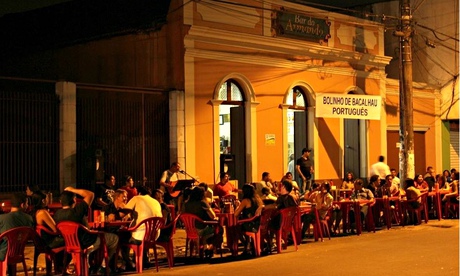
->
xmin=26 ymin=219 xmax=458 ymax=276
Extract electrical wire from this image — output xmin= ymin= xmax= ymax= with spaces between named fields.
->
xmin=415 ymin=23 xmax=459 ymax=42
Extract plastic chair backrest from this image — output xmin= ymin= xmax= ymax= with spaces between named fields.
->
xmin=279 ymin=207 xmax=297 ymax=232
xmin=130 ymin=217 xmax=164 ymax=244
xmin=259 ymin=208 xmax=276 ymax=235
xmin=56 ymin=221 xmax=86 ymax=253
xmin=0 ymin=226 xmax=34 ymax=263
xmin=179 ymin=213 xmax=203 ymax=239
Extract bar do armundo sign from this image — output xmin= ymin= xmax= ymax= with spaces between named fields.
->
xmin=315 ymin=93 xmax=382 ymax=120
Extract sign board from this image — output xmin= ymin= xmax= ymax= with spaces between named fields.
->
xmin=271 ymin=9 xmax=331 ymax=43
xmin=315 ymin=93 xmax=382 ymax=120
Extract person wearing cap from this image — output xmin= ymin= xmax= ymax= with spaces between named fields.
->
xmin=296 ymin=148 xmax=314 ymax=193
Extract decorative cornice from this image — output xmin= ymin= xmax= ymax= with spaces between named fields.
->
xmin=186 ymin=25 xmax=392 ymax=67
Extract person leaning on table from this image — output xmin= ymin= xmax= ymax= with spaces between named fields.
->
xmin=53 ymin=187 xmax=119 ymax=274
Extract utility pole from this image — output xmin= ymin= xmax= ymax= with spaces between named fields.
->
xmin=394 ymin=0 xmax=414 ymax=187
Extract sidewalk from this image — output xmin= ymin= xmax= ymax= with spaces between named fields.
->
xmin=22 ymin=229 xmax=189 ymax=275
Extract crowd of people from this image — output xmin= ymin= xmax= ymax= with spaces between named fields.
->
xmin=0 ymin=155 xmax=458 ymax=274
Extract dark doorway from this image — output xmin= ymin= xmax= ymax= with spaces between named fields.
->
xmin=344 ymin=118 xmax=360 ymax=179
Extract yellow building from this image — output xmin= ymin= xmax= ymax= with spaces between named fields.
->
xmin=0 ymin=0 xmax=443 ymax=192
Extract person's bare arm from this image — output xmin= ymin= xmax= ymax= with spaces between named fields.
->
xmin=64 ymin=186 xmax=94 ymax=206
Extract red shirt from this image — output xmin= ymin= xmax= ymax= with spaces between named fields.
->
xmin=213 ymin=182 xmax=237 ymax=198
xmin=120 ymin=186 xmax=138 ymax=201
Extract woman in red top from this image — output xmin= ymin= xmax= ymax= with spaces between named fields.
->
xmin=414 ymin=174 xmax=429 ymax=192
xmin=119 ymin=175 xmax=138 ymax=201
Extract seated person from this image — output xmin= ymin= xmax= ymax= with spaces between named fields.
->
xmin=0 ymin=193 xmax=34 ymax=263
xmin=94 ymin=174 xmax=116 ymax=209
xmin=102 ymin=189 xmax=131 ymax=232
xmin=213 ymin=172 xmax=238 ymax=199
xmin=281 ymin=172 xmax=300 ymax=199
xmin=341 ymin=172 xmax=355 ymax=190
xmin=267 ymin=180 xmax=299 ymax=229
xmin=198 ymin=183 xmax=214 ymax=205
xmin=261 ymin=187 xmax=277 ymax=205
xmin=183 ymin=186 xmax=223 ymax=258
xmin=153 ymin=189 xmax=173 ymax=243
xmin=54 ymin=187 xmax=119 ymax=274
xmin=123 ymin=186 xmax=163 ymax=269
xmin=234 ymin=184 xmax=263 ymax=255
xmin=301 ymin=182 xmax=333 ymax=238
xmin=119 ymin=175 xmax=138 ymax=202
xmin=304 ymin=182 xmax=321 ymax=202
xmin=405 ymin=178 xmax=422 ymax=208
xmin=414 ymin=174 xmax=429 ymax=193
xmin=349 ymin=179 xmax=374 ymax=231
xmin=31 ymin=191 xmax=68 ymax=273
xmin=255 ymin=172 xmax=277 ymax=197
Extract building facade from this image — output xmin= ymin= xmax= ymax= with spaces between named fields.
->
xmin=0 ymin=0 xmax=445 ymax=193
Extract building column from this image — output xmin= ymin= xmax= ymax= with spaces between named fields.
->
xmin=56 ymin=81 xmax=77 ymax=189
xmin=169 ymin=90 xmax=186 ymax=167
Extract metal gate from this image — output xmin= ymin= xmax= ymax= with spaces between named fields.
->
xmin=76 ymin=87 xmax=169 ymax=191
xmin=0 ymin=79 xmax=60 ymax=194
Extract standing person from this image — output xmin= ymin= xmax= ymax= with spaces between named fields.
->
xmin=54 ymin=187 xmax=119 ymax=274
xmin=159 ymin=162 xmax=183 ymax=205
xmin=0 ymin=193 xmax=34 ymax=262
xmin=94 ymin=174 xmax=116 ymax=209
xmin=370 ymin=156 xmax=390 ymax=186
xmin=296 ymin=148 xmax=314 ymax=193
xmin=119 ymin=175 xmax=138 ymax=201
xmin=287 ymin=154 xmax=295 ymax=177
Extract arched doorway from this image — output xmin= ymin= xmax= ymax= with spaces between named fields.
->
xmin=218 ymin=79 xmax=246 ymax=189
xmin=283 ymin=84 xmax=313 ymax=191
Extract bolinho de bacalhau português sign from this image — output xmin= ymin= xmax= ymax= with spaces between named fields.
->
xmin=271 ymin=8 xmax=331 ymax=43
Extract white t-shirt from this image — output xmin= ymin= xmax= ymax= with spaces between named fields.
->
xmin=370 ymin=162 xmax=391 ymax=179
xmin=125 ymin=195 xmax=163 ymax=241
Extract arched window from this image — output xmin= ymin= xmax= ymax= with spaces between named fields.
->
xmin=286 ymin=86 xmax=306 ymax=110
xmin=218 ymin=80 xmax=244 ymax=103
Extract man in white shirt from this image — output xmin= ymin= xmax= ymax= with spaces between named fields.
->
xmin=255 ymin=172 xmax=276 ymax=197
xmin=124 ymin=186 xmax=162 ymax=269
xmin=370 ymin=156 xmax=390 ymax=186
xmin=390 ymin=168 xmax=400 ymax=189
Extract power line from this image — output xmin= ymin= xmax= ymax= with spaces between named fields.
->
xmin=415 ymin=22 xmax=459 ymax=42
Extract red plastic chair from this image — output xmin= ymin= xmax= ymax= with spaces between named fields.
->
xmin=179 ymin=213 xmax=220 ymax=258
xmin=236 ymin=214 xmax=261 ymax=257
xmin=272 ymin=207 xmax=298 ymax=253
xmin=319 ymin=207 xmax=333 ymax=240
xmin=0 ymin=226 xmax=34 ymax=276
xmin=258 ymin=208 xmax=277 ymax=252
xmin=56 ymin=221 xmax=108 ymax=276
xmin=444 ymin=194 xmax=459 ymax=219
xmin=33 ymin=225 xmax=66 ymax=276
xmin=118 ymin=217 xmax=164 ymax=273
xmin=156 ymin=215 xmax=179 ymax=268
xmin=401 ymin=193 xmax=429 ymax=225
